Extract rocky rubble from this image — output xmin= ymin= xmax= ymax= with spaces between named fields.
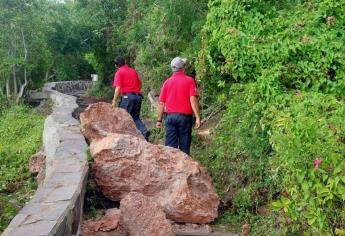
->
xmin=82 ymin=209 xmax=127 ymax=236
xmin=28 ymin=149 xmax=46 ymax=185
xmin=80 ymin=102 xmax=220 ymax=232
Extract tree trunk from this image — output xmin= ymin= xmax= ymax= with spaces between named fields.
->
xmin=44 ymin=70 xmax=49 ymax=81
xmin=44 ymin=68 xmax=55 ymax=82
xmin=6 ymin=78 xmax=10 ymax=99
xmin=13 ymin=66 xmax=18 ymax=95
xmin=15 ymin=30 xmax=28 ymax=104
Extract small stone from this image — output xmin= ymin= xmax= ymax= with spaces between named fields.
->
xmin=326 ymin=16 xmax=336 ymax=26
xmin=98 ymin=208 xmax=121 ymax=232
xmin=242 ymin=223 xmax=251 ymax=236
xmin=171 ymin=223 xmax=212 ymax=235
xmin=82 ymin=217 xmax=128 ymax=236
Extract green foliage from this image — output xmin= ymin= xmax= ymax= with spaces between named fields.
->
xmin=267 ymin=92 xmax=345 ymax=233
xmin=198 ymin=85 xmax=344 ymax=234
xmin=87 ymin=82 xmax=113 ymax=100
xmin=0 ymin=0 xmax=54 ymax=98
xmin=196 ymin=0 xmax=345 ymax=234
xmin=125 ymin=0 xmax=208 ymax=92
xmin=48 ymin=2 xmax=95 ymax=81
xmin=0 ymin=96 xmax=7 ymax=115
xmin=79 ymin=1 xmax=345 ymax=233
xmin=1 ymin=0 xmax=344 ymax=234
xmin=81 ymin=0 xmax=208 ymax=100
xmin=196 ymin=82 xmax=282 ymax=212
xmin=0 ymin=105 xmax=44 ymax=232
xmin=197 ymin=0 xmax=345 ymax=99
xmin=72 ymin=0 xmax=129 ymax=86
xmin=213 ymin=211 xmax=282 ymax=236
xmin=0 ymin=0 xmax=97 ymax=102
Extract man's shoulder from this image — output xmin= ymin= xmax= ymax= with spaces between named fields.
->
xmin=185 ymin=75 xmax=195 ymax=82
xmin=164 ymin=76 xmax=174 ymax=84
xmin=128 ymin=66 xmax=139 ymax=75
xmin=115 ymin=68 xmax=122 ymax=77
xmin=179 ymin=75 xmax=196 ymax=85
xmin=166 ymin=74 xmax=195 ymax=84
xmin=119 ymin=65 xmax=135 ymax=71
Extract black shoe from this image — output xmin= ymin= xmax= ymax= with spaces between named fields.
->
xmin=144 ymin=130 xmax=151 ymax=141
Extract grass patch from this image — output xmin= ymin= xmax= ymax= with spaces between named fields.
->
xmin=0 ymin=105 xmax=45 ymax=233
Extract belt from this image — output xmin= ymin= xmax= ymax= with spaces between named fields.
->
xmin=123 ymin=92 xmax=142 ymax=96
xmin=166 ymin=113 xmax=193 ymax=117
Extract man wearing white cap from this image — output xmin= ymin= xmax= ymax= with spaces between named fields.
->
xmin=156 ymin=57 xmax=201 ymax=155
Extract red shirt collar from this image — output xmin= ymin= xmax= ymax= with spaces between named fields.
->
xmin=173 ymin=70 xmax=185 ymax=76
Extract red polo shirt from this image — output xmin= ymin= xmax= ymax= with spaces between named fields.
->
xmin=159 ymin=71 xmax=199 ymax=115
xmin=113 ymin=65 xmax=142 ymax=95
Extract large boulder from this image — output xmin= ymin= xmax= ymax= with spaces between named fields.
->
xmin=80 ymin=102 xmax=143 ymax=142
xmin=120 ymin=192 xmax=174 ymax=236
xmin=90 ymin=133 xmax=219 ymax=224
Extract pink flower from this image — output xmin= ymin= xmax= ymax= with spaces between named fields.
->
xmin=314 ymin=159 xmax=321 ymax=170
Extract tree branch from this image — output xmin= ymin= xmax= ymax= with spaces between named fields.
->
xmin=201 ymin=104 xmax=226 ymax=125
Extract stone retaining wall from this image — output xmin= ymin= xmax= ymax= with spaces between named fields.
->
xmin=53 ymin=81 xmax=93 ymax=94
xmin=3 ymin=81 xmax=90 ymax=236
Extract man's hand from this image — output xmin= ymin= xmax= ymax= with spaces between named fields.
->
xmin=190 ymin=96 xmax=201 ymax=129
xmin=156 ymin=102 xmax=165 ymax=129
xmin=195 ymin=117 xmax=201 ymax=129
xmin=112 ymin=98 xmax=117 ymax=107
xmin=112 ymin=86 xmax=121 ymax=107
xmin=156 ymin=121 xmax=163 ymax=129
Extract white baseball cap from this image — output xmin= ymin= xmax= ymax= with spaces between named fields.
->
xmin=171 ymin=57 xmax=187 ymax=72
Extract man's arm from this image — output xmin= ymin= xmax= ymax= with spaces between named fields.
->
xmin=156 ymin=102 xmax=165 ymax=128
xmin=112 ymin=86 xmax=121 ymax=107
xmin=190 ymin=96 xmax=201 ymax=129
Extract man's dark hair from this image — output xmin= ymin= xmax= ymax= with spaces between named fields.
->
xmin=114 ymin=56 xmax=125 ymax=67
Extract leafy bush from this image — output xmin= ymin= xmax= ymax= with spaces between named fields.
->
xmin=87 ymin=82 xmax=113 ymax=100
xmin=0 ymin=95 xmax=7 ymax=116
xmin=0 ymin=105 xmax=44 ymax=232
xmin=196 ymin=0 xmax=345 ymax=234
xmin=126 ymin=0 xmax=208 ymax=92
xmin=267 ymin=92 xmax=345 ymax=233
xmin=196 ymin=82 xmax=283 ymax=213
xmin=197 ymin=83 xmax=344 ymax=234
xmin=197 ymin=0 xmax=345 ymax=97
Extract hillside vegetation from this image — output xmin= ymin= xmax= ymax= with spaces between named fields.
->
xmin=195 ymin=0 xmax=345 ymax=234
xmin=83 ymin=1 xmax=345 ymax=233
xmin=0 ymin=105 xmax=44 ymax=232
xmin=0 ymin=0 xmax=344 ymax=235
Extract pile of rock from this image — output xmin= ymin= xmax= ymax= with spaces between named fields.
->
xmin=80 ymin=102 xmax=220 ymax=235
xmin=28 ymin=149 xmax=46 ymax=186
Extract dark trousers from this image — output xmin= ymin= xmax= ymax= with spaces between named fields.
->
xmin=165 ymin=113 xmax=193 ymax=155
xmin=119 ymin=93 xmax=149 ymax=139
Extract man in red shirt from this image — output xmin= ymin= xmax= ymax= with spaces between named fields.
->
xmin=112 ymin=56 xmax=149 ymax=140
xmin=156 ymin=57 xmax=200 ymax=155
